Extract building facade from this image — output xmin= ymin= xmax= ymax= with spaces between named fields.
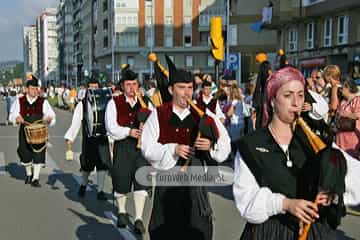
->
xmin=279 ymin=0 xmax=360 ymax=77
xmin=37 ymin=8 xmax=59 ymax=85
xmin=23 ymin=25 xmax=38 ymax=77
xmin=91 ymin=0 xmax=226 ymax=82
xmin=57 ymin=0 xmax=74 ymax=86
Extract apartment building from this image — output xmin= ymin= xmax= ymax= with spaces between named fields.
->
xmin=279 ymin=0 xmax=360 ymax=77
xmin=57 ymin=0 xmax=74 ymax=85
xmin=90 ymin=0 xmax=226 ymax=81
xmin=36 ymin=8 xmax=59 ymax=85
xmin=23 ymin=25 xmax=38 ymax=77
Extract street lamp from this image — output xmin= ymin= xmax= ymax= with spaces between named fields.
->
xmin=225 ymin=0 xmax=230 ymax=70
xmin=112 ymin=0 xmax=115 ymax=83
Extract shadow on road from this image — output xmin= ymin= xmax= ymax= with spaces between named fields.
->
xmin=68 ymin=208 xmax=123 ymax=240
xmin=46 ymin=170 xmax=117 ymax=220
xmin=7 ymin=162 xmax=26 ymax=181
xmin=336 ymin=230 xmax=356 ymax=240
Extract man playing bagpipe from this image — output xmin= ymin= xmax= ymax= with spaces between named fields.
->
xmin=9 ymin=76 xmax=56 ymax=187
xmin=64 ymin=77 xmax=111 ymax=200
xmin=105 ymin=64 xmax=154 ymax=234
xmin=141 ymin=56 xmax=231 ymax=240
xmin=194 ymin=80 xmax=226 ymax=123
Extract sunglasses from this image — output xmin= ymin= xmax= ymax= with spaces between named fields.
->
xmin=315 ymin=76 xmax=322 ymax=79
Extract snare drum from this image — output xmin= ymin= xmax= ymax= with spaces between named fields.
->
xmin=24 ymin=122 xmax=48 ymax=145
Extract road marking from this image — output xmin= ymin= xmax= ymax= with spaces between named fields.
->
xmin=104 ymin=211 xmax=137 ymax=240
xmin=0 ymin=152 xmax=7 ymax=175
xmin=43 ymin=152 xmax=60 ymax=175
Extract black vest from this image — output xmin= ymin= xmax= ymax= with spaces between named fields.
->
xmin=237 ymin=127 xmax=319 ymax=200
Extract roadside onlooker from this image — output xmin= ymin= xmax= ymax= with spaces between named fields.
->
xmin=324 ymin=65 xmax=341 ymax=116
xmin=226 ymin=82 xmax=245 ymax=163
xmin=243 ymin=82 xmax=255 ymax=134
xmin=335 ymin=77 xmax=360 ymax=159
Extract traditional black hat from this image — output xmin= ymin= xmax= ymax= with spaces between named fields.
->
xmin=165 ymin=55 xmax=192 ymax=86
xmin=26 ymin=75 xmax=40 ymax=87
xmin=120 ymin=64 xmax=138 ymax=83
xmin=201 ymin=80 xmax=212 ymax=88
xmin=88 ymin=75 xmax=99 ymax=85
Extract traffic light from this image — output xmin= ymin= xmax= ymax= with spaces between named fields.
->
xmin=210 ymin=17 xmax=224 ymax=62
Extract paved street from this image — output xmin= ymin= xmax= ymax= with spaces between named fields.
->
xmin=0 ymin=99 xmax=359 ymax=240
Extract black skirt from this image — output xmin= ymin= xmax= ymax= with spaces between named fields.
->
xmin=240 ymin=216 xmax=337 ymax=240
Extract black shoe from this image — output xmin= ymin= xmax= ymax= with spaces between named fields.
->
xmin=134 ymin=219 xmax=145 ymax=234
xmin=78 ymin=185 xmax=86 ymax=198
xmin=117 ymin=213 xmax=128 ymax=228
xmin=31 ymin=179 xmax=41 ymax=187
xmin=25 ymin=176 xmax=32 ymax=184
xmin=97 ymin=191 xmax=107 ymax=201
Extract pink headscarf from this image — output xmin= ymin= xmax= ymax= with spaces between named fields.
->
xmin=262 ymin=66 xmax=305 ymax=126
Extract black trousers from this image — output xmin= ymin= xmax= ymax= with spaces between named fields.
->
xmin=112 ymin=138 xmax=149 ymax=194
xmin=149 ymin=186 xmax=213 ymax=240
xmin=17 ymin=125 xmax=45 ymax=165
xmin=80 ymin=136 xmax=109 ymax=172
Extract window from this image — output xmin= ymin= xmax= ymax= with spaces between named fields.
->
xmin=185 ymin=55 xmax=193 ymax=67
xmin=306 ymin=22 xmax=314 ymax=49
xmin=146 ymin=34 xmax=153 ymax=47
xmin=200 ymin=31 xmax=209 ymax=46
xmin=103 ymin=36 xmax=108 ymax=48
xmin=185 ymin=0 xmax=192 ymax=9
xmin=165 ymin=34 xmax=173 ymax=47
xmin=103 ymin=18 xmax=108 ymax=31
xmin=164 ymin=0 xmax=173 ymax=9
xmin=165 ymin=16 xmax=173 ymax=25
xmin=127 ymin=56 xmax=135 ymax=66
xmin=323 ymin=18 xmax=332 ymax=47
xmin=184 ymin=16 xmax=192 ymax=27
xmin=146 ymin=16 xmax=152 ymax=26
xmin=103 ymin=0 xmax=108 ymax=12
xmin=117 ymin=32 xmax=138 ymax=47
xmin=184 ymin=35 xmax=192 ymax=47
xmin=208 ymin=56 xmax=214 ymax=67
xmin=337 ymin=15 xmax=349 ymax=45
xmin=288 ymin=28 xmax=298 ymax=52
xmin=229 ymin=25 xmax=237 ymax=46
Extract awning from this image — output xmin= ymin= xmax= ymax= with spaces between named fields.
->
xmin=300 ymin=57 xmax=327 ymax=68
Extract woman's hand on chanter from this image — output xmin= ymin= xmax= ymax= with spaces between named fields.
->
xmin=283 ymin=197 xmax=319 ymax=225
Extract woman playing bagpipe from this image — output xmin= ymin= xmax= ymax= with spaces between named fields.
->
xmin=233 ymin=66 xmax=360 ymax=239
xmin=141 ymin=55 xmax=231 ymax=240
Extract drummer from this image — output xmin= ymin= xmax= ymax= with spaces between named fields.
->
xmin=9 ymin=76 xmax=56 ymax=187
xmin=64 ymin=76 xmax=110 ymax=201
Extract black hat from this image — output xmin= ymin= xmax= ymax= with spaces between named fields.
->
xmin=120 ymin=64 xmax=138 ymax=83
xmin=26 ymin=75 xmax=40 ymax=87
xmin=165 ymin=55 xmax=192 ymax=86
xmin=202 ymin=81 xmax=212 ymax=88
xmin=88 ymin=75 xmax=99 ymax=85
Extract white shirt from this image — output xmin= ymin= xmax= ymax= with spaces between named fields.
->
xmin=9 ymin=95 xmax=56 ymax=127
xmin=233 ymin=144 xmax=360 ymax=224
xmin=64 ymin=101 xmax=84 ymax=142
xmin=194 ymin=96 xmax=226 ymax=121
xmin=307 ymin=90 xmax=329 ymax=121
xmin=141 ymin=105 xmax=231 ymax=170
xmin=105 ymin=95 xmax=155 ymax=141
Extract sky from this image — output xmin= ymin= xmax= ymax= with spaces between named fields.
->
xmin=0 ymin=0 xmax=58 ymax=63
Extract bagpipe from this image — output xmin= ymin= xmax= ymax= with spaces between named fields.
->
xmin=135 ymin=90 xmax=152 ymax=149
xmin=295 ymin=114 xmax=346 ymax=239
